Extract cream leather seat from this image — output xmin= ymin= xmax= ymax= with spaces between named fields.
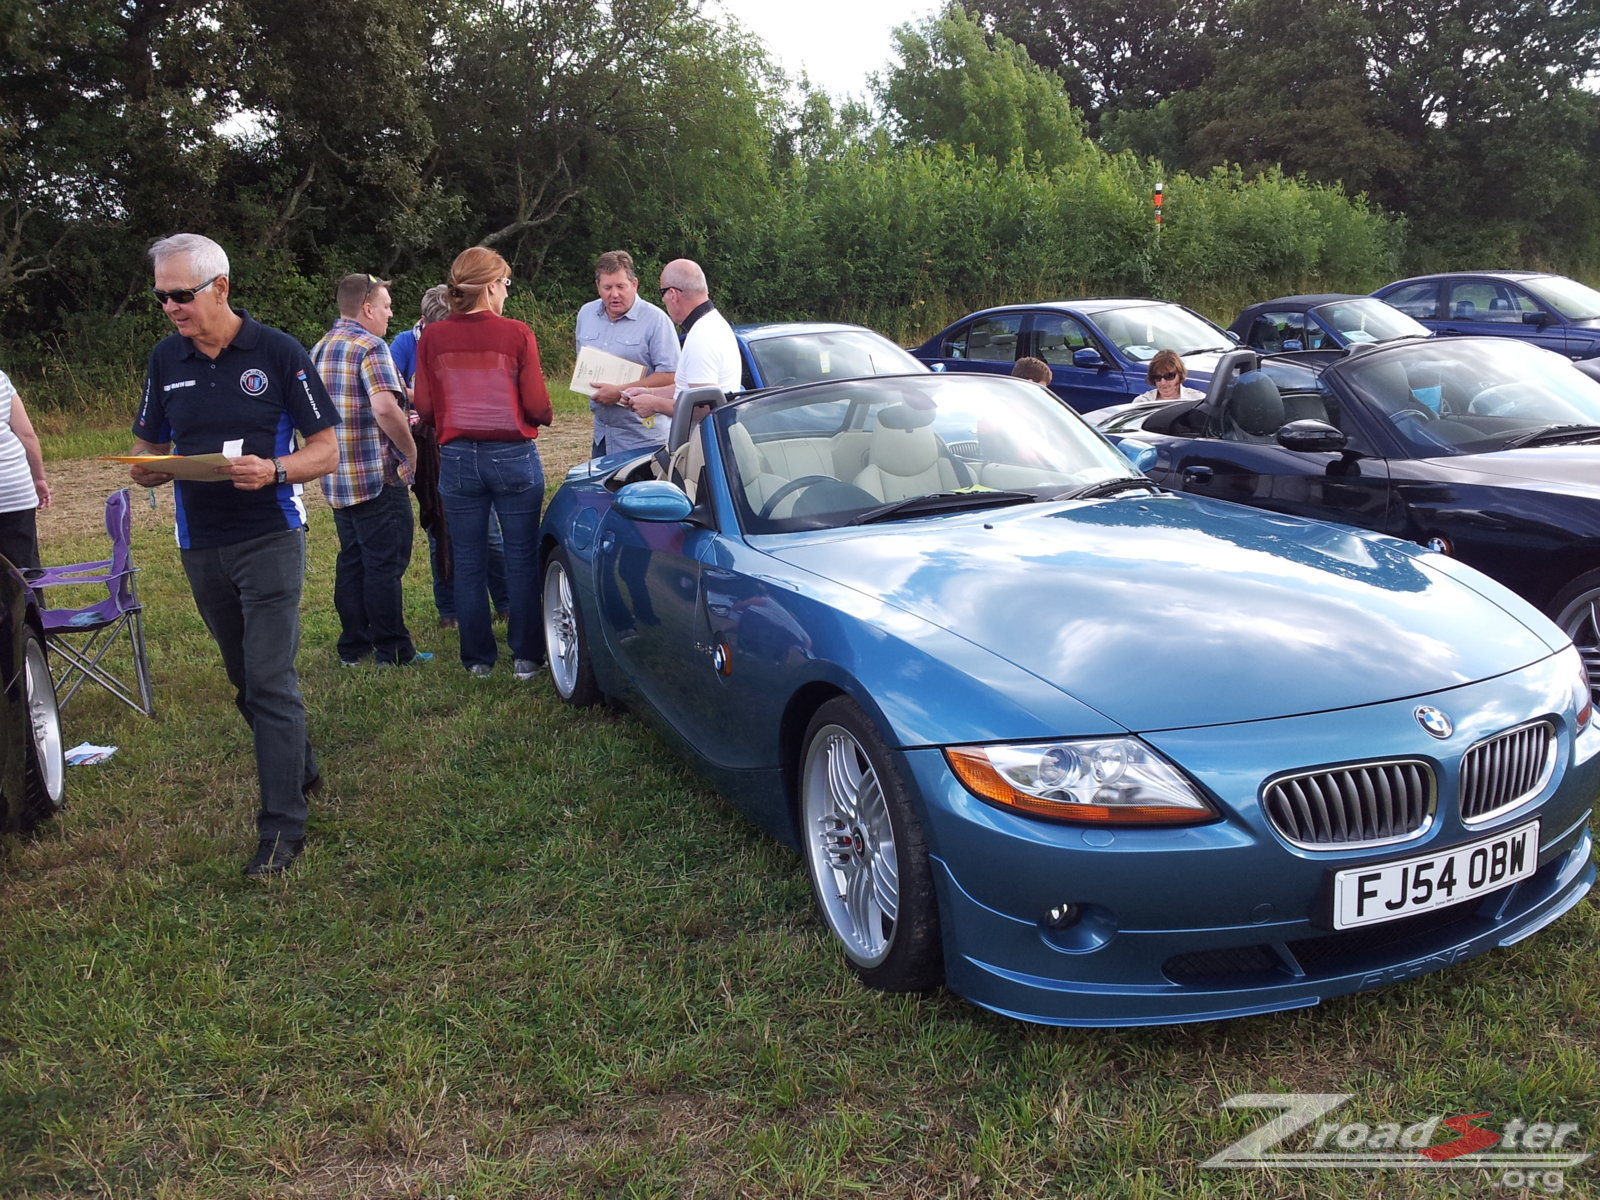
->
xmin=852 ymin=404 xmax=962 ymax=502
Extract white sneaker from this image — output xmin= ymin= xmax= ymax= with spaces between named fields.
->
xmin=467 ymin=664 xmax=492 ymax=678
xmin=513 ymin=658 xmax=540 ymax=680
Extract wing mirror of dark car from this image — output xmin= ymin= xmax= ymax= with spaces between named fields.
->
xmin=1072 ymin=347 xmax=1107 ymax=369
xmin=1115 ymin=438 xmax=1158 ymax=472
xmin=615 ymin=480 xmax=695 ymax=522
xmin=1276 ymin=419 xmax=1348 ymax=454
xmin=1523 ymin=311 xmax=1557 ymax=327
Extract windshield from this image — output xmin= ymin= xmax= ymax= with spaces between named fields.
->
xmin=1085 ymin=303 xmax=1230 ymax=361
xmin=720 ymin=374 xmax=1142 ymax=533
xmin=1310 ymin=298 xmax=1431 ymax=344
xmin=1339 ymin=340 xmax=1600 ymax=455
xmin=1522 ymin=275 xmax=1600 ymax=321
xmin=746 ymin=329 xmax=924 ymax=386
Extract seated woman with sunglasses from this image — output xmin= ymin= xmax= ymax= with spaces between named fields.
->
xmin=1135 ymin=349 xmax=1205 ymax=404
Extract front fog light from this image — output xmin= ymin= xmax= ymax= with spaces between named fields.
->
xmin=946 ymin=737 xmax=1218 ymax=825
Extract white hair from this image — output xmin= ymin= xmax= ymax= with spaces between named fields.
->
xmin=149 ymin=233 xmax=230 ymax=281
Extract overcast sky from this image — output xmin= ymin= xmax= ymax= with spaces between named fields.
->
xmin=713 ymin=0 xmax=937 ymax=100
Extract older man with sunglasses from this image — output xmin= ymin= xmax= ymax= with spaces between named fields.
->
xmin=129 ymin=233 xmax=339 ymax=878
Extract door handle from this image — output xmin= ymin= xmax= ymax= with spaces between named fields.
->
xmin=1182 ymin=465 xmax=1214 ymax=484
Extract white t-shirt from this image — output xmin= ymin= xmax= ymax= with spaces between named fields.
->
xmin=673 ymin=306 xmax=742 ymax=401
xmin=0 ymin=371 xmax=39 ymax=514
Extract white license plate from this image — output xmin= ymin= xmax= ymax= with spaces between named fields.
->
xmin=1331 ymin=820 xmax=1540 ymax=930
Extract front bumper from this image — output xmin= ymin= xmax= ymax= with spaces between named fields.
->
xmin=907 ymin=658 xmax=1600 ymax=1026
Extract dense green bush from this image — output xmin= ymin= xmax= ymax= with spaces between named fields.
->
xmin=5 ymin=142 xmax=1400 ymax=410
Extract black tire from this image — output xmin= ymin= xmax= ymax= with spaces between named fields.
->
xmin=1549 ymin=568 xmax=1600 ymax=709
xmin=542 ymin=549 xmax=600 ymax=707
xmin=21 ymin=629 xmax=65 ymax=827
xmin=797 ymin=696 xmax=943 ymax=992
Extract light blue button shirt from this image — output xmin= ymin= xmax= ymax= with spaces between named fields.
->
xmin=575 ymin=297 xmax=681 ymax=453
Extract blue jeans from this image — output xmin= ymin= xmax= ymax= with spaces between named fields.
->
xmin=331 ymin=483 xmax=417 ymax=664
xmin=438 ymin=439 xmax=544 ymax=668
xmin=180 ymin=528 xmax=318 ymax=840
xmin=429 ymin=516 xmax=509 ymax=619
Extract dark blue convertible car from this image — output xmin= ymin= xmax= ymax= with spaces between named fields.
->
xmin=538 ymin=372 xmax=1596 ymax=1026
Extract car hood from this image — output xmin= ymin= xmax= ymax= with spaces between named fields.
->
xmin=1444 ymin=445 xmax=1600 ymax=497
xmin=765 ymin=493 xmax=1560 ymax=732
xmin=1176 ymin=349 xmax=1229 ymax=379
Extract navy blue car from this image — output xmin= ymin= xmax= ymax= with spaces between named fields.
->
xmin=911 ymin=299 xmax=1234 ymax=413
xmin=1375 ymin=272 xmax=1600 ymax=361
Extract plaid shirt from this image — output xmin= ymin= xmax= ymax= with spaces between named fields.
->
xmin=312 ymin=317 xmax=408 ymax=508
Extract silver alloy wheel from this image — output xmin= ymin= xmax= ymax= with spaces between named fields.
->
xmin=1555 ymin=584 xmax=1600 ymax=708
xmin=543 ymin=558 xmax=582 ymax=700
xmin=800 ymin=721 xmax=900 ymax=968
xmin=24 ymin=632 xmax=64 ymax=811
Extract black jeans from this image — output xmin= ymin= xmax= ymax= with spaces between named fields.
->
xmin=331 ymin=483 xmax=417 ymax=664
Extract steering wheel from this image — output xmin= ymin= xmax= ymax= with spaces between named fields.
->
xmin=757 ymin=475 xmax=840 ymax=520
xmin=1388 ymin=406 xmax=1437 ymax=425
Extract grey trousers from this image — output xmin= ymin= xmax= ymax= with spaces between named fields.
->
xmin=181 ymin=527 xmax=319 ymax=840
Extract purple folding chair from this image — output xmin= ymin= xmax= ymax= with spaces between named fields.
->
xmin=30 ymin=488 xmax=154 ymax=715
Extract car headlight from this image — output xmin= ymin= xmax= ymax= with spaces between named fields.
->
xmin=1568 ymin=648 xmax=1593 ymax=733
xmin=945 ymin=738 xmax=1219 ymax=826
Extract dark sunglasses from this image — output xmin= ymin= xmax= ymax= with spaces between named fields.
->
xmin=658 ymin=285 xmax=679 ymax=297
xmin=1151 ymin=371 xmax=1180 ymax=382
xmin=152 ymin=275 xmax=221 ymax=305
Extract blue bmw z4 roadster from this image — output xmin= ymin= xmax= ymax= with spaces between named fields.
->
xmin=537 ymin=372 xmax=1597 ymax=1027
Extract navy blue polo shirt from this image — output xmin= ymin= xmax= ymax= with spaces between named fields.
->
xmin=134 ymin=310 xmax=339 ymax=550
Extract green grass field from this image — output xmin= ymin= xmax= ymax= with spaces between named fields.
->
xmin=2 ymin=395 xmax=1597 ymax=1198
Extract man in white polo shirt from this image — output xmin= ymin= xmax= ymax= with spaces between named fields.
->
xmin=622 ymin=258 xmax=741 ymax=420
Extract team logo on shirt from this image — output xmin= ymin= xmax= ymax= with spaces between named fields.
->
xmin=240 ymin=368 xmax=269 ymax=395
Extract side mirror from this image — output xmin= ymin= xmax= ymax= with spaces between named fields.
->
xmin=929 ymin=362 xmax=946 ymax=373
xmin=1523 ymin=311 xmax=1556 ymax=327
xmin=615 ymin=480 xmax=694 ymax=522
xmin=1072 ymin=347 xmax=1107 ymax=369
xmin=1277 ymin=419 xmax=1348 ymax=454
xmin=1116 ymin=439 xmax=1158 ymax=472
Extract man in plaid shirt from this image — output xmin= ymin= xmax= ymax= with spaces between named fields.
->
xmin=312 ymin=274 xmax=426 ymax=666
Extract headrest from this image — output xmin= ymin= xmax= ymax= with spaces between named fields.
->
xmin=878 ymin=402 xmax=936 ymax=430
xmin=1232 ymin=371 xmax=1284 ymax=436
xmin=727 ymin=421 xmax=765 ymax=480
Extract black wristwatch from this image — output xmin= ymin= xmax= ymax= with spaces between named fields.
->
xmin=272 ymin=457 xmax=287 ymax=485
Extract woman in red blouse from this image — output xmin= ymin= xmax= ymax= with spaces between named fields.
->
xmin=414 ymin=246 xmax=553 ymax=677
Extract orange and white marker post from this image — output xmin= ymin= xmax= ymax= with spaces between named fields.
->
xmin=1154 ymin=181 xmax=1164 ymax=228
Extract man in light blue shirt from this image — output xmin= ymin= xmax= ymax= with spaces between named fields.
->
xmin=575 ymin=250 xmax=679 ymax=457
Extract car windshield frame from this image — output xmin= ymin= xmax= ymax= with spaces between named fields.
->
xmin=1081 ymin=302 xmax=1231 ymax=362
xmin=1333 ymin=340 xmax=1600 ymax=457
xmin=716 ymin=374 xmax=1144 ymax=535
xmin=1521 ymin=275 xmax=1600 ymax=321
xmin=746 ymin=328 xmax=924 ymax=386
xmin=1309 ymin=297 xmax=1431 ymax=344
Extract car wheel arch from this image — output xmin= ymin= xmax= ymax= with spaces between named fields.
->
xmin=777 ymin=680 xmax=906 ymax=829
